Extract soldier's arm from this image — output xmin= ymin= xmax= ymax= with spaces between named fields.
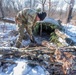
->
xmin=15 ymin=14 xmax=22 ymax=25
xmin=15 ymin=16 xmax=20 ymax=25
xmin=32 ymin=15 xmax=40 ymax=29
xmin=15 ymin=16 xmax=18 ymax=24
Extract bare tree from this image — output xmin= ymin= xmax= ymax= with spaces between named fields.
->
xmin=29 ymin=0 xmax=32 ymax=8
xmin=65 ymin=0 xmax=75 ymax=23
xmin=33 ymin=0 xmax=35 ymax=8
xmin=29 ymin=0 xmax=38 ymax=9
xmin=10 ymin=0 xmax=18 ymax=12
xmin=48 ymin=0 xmax=51 ymax=17
xmin=24 ymin=0 xmax=33 ymax=8
xmin=0 ymin=0 xmax=4 ymax=18
xmin=38 ymin=0 xmax=46 ymax=12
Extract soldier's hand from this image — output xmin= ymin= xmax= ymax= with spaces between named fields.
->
xmin=32 ymin=26 xmax=34 ymax=32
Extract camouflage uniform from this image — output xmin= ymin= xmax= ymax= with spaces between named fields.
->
xmin=15 ymin=8 xmax=37 ymax=48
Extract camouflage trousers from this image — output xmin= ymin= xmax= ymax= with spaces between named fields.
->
xmin=15 ymin=23 xmax=34 ymax=48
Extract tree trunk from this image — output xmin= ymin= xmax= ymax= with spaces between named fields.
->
xmin=42 ymin=4 xmax=45 ymax=12
xmin=42 ymin=0 xmax=46 ymax=12
xmin=65 ymin=0 xmax=75 ymax=23
xmin=0 ymin=0 xmax=4 ymax=18
xmin=48 ymin=0 xmax=51 ymax=17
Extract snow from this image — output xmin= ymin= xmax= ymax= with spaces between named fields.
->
xmin=62 ymin=23 xmax=76 ymax=43
xmin=0 ymin=23 xmax=16 ymax=47
xmin=0 ymin=18 xmax=76 ymax=75
xmin=22 ymin=40 xmax=31 ymax=46
xmin=0 ymin=59 xmax=46 ymax=75
xmin=38 ymin=18 xmax=60 ymax=26
xmin=13 ymin=60 xmax=46 ymax=75
xmin=3 ymin=17 xmax=15 ymax=21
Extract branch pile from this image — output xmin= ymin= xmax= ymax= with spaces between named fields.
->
xmin=0 ymin=41 xmax=76 ymax=75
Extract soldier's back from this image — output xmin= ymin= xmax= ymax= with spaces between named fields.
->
xmin=17 ymin=8 xmax=37 ymax=23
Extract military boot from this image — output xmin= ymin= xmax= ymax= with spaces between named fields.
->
xmin=30 ymin=35 xmax=37 ymax=43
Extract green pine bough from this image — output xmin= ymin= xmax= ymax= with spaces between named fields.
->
xmin=33 ymin=22 xmax=63 ymax=46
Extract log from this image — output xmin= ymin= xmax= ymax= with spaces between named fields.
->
xmin=55 ymin=29 xmax=76 ymax=45
xmin=63 ymin=46 xmax=76 ymax=49
xmin=0 ymin=47 xmax=55 ymax=56
xmin=0 ymin=18 xmax=15 ymax=24
xmin=0 ymin=46 xmax=76 ymax=56
xmin=59 ymin=46 xmax=76 ymax=52
xmin=0 ymin=59 xmax=16 ymax=64
xmin=55 ymin=29 xmax=68 ymax=40
xmin=42 ymin=40 xmax=56 ymax=50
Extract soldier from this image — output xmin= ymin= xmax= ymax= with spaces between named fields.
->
xmin=15 ymin=8 xmax=46 ymax=48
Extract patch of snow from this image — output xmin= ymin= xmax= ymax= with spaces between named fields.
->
xmin=22 ymin=40 xmax=31 ymax=46
xmin=3 ymin=17 xmax=15 ymax=21
xmin=0 ymin=22 xmax=17 ymax=47
xmin=42 ymin=18 xmax=60 ymax=26
xmin=12 ymin=60 xmax=46 ymax=75
xmin=35 ymin=36 xmax=49 ymax=44
xmin=0 ymin=59 xmax=46 ymax=75
xmin=62 ymin=23 xmax=76 ymax=43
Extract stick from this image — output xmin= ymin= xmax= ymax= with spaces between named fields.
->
xmin=0 ymin=18 xmax=15 ymax=24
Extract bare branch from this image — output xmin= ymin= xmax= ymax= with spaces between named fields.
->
xmin=64 ymin=0 xmax=70 ymax=4
xmin=0 ymin=18 xmax=15 ymax=24
xmin=43 ymin=0 xmax=46 ymax=4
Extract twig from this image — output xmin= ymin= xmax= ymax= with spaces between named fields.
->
xmin=0 ymin=59 xmax=16 ymax=64
xmin=0 ymin=18 xmax=15 ymax=24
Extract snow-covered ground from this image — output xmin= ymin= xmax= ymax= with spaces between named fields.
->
xmin=0 ymin=22 xmax=49 ymax=75
xmin=0 ymin=20 xmax=76 ymax=75
xmin=0 ymin=59 xmax=47 ymax=75
xmin=62 ymin=23 xmax=76 ymax=43
xmin=0 ymin=22 xmax=17 ymax=47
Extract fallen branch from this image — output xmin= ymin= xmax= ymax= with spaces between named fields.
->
xmin=62 ymin=46 xmax=76 ymax=49
xmin=60 ymin=46 xmax=76 ymax=52
xmin=0 ymin=59 xmax=16 ymax=64
xmin=0 ymin=18 xmax=15 ymax=24
xmin=0 ymin=47 xmax=55 ymax=59
xmin=55 ymin=29 xmax=68 ymax=39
